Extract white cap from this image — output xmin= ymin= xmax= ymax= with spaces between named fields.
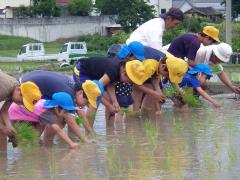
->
xmin=212 ymin=43 xmax=233 ymax=63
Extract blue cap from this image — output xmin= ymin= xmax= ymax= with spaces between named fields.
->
xmin=117 ymin=41 xmax=145 ymax=61
xmin=188 ymin=64 xmax=212 ymax=77
xmin=44 ymin=92 xmax=77 ymax=111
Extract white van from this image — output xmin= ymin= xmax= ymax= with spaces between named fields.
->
xmin=57 ymin=42 xmax=87 ymax=64
xmin=17 ymin=43 xmax=57 ymax=61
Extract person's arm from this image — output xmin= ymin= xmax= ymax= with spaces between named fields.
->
xmin=188 ymin=60 xmax=197 ymax=68
xmin=101 ymin=97 xmax=116 ymax=113
xmin=64 ymin=113 xmax=91 ymax=143
xmin=137 ymin=84 xmax=165 ymax=102
xmin=99 ymin=74 xmax=111 ymax=87
xmin=196 ymin=87 xmax=221 ymax=108
xmin=107 ymin=84 xmax=120 ymax=112
xmin=51 ymin=124 xmax=79 ymax=149
xmin=0 ymin=101 xmax=16 ymax=136
xmin=76 ymin=110 xmax=94 ymax=134
xmin=218 ymin=71 xmax=240 ymax=94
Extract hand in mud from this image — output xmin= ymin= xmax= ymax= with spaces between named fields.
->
xmin=151 ymin=91 xmax=165 ymax=103
xmin=230 ymin=85 xmax=240 ymax=94
xmin=112 ymin=101 xmax=120 ymax=112
xmin=107 ymin=104 xmax=117 ymax=114
xmin=213 ymin=101 xmax=221 ymax=108
xmin=3 ymin=125 xmax=16 ymax=137
xmin=70 ymin=143 xmax=80 ymax=149
xmin=84 ymin=138 xmax=96 ymax=144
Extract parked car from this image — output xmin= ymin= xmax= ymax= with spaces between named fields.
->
xmin=57 ymin=42 xmax=87 ymax=64
xmin=17 ymin=43 xmax=57 ymax=61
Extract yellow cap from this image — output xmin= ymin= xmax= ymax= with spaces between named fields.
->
xmin=142 ymin=59 xmax=159 ymax=78
xmin=82 ymin=80 xmax=101 ymax=108
xmin=166 ymin=55 xmax=188 ymax=84
xmin=126 ymin=60 xmax=148 ymax=85
xmin=20 ymin=81 xmax=42 ymax=112
xmin=202 ymin=26 xmax=220 ymax=42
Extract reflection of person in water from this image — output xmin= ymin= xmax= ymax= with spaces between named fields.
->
xmin=0 ymin=152 xmax=7 ymax=177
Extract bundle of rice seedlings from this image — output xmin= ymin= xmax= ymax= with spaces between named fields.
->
xmin=13 ymin=122 xmax=40 ymax=148
xmin=163 ymin=86 xmax=201 ymax=107
xmin=181 ymin=88 xmax=201 ymax=107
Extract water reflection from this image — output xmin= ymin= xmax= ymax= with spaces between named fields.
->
xmin=0 ymin=96 xmax=240 ymax=179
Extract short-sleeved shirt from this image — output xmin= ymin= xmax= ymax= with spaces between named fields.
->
xmin=0 ymin=71 xmax=19 ymax=102
xmin=21 ymin=70 xmax=75 ymax=100
xmin=144 ymin=46 xmax=166 ymax=61
xmin=179 ymin=73 xmax=201 ymax=89
xmin=168 ymin=34 xmax=201 ymax=61
xmin=9 ymin=100 xmax=59 ymax=125
xmin=195 ymin=44 xmax=224 ymax=74
xmin=77 ymin=57 xmax=121 ymax=83
xmin=126 ymin=18 xmax=165 ymax=50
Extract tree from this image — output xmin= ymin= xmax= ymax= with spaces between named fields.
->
xmin=95 ymin=0 xmax=155 ymax=32
xmin=32 ymin=0 xmax=60 ymax=17
xmin=15 ymin=5 xmax=32 ymax=18
xmin=221 ymin=0 xmax=240 ymax=18
xmin=67 ymin=0 xmax=93 ymax=16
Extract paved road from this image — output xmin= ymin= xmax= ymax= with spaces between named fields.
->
xmin=0 ymin=57 xmax=17 ymax=62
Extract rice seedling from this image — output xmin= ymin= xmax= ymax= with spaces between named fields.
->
xmin=13 ymin=122 xmax=40 ymax=149
xmin=125 ymin=135 xmax=136 ymax=147
xmin=75 ymin=116 xmax=85 ymax=127
xmin=119 ymin=108 xmax=137 ymax=117
xmin=228 ymin=146 xmax=237 ymax=165
xmin=163 ymin=86 xmax=201 ymax=107
xmin=144 ymin=120 xmax=159 ymax=145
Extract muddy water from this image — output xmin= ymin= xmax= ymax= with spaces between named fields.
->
xmin=1 ymin=95 xmax=240 ymax=179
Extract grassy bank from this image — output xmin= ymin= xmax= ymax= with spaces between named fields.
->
xmin=0 ymin=35 xmax=106 ymax=57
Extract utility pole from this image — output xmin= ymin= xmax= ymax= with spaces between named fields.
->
xmin=226 ymin=0 xmax=232 ymax=45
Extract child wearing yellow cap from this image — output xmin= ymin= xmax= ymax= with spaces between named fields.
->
xmin=167 ymin=26 xmax=220 ymax=67
xmin=0 ymin=71 xmax=42 ymax=150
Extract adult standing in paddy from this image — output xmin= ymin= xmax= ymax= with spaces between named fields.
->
xmin=126 ymin=8 xmax=184 ymax=51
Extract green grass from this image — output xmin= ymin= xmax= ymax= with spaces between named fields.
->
xmin=0 ymin=61 xmax=72 ymax=73
xmin=0 ymin=35 xmax=106 ymax=57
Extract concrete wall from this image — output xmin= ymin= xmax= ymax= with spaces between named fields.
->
xmin=0 ymin=0 xmax=31 ymax=9
xmin=0 ymin=16 xmax=118 ymax=42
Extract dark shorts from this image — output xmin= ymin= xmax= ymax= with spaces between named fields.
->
xmin=39 ymin=109 xmax=57 ymax=125
xmin=116 ymin=95 xmax=134 ymax=108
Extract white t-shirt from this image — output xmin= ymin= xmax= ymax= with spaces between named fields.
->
xmin=195 ymin=44 xmax=223 ymax=74
xmin=126 ymin=18 xmax=165 ymax=50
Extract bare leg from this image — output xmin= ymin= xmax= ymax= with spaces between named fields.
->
xmin=43 ymin=124 xmax=56 ymax=145
xmin=132 ymin=85 xmax=144 ymax=111
xmin=0 ymin=118 xmax=7 ymax=152
xmin=0 ymin=131 xmax=7 ymax=152
xmin=104 ymin=92 xmax=115 ymax=126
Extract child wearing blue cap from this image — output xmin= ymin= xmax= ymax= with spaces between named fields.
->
xmin=176 ymin=64 xmax=221 ymax=108
xmin=9 ymin=92 xmax=91 ymax=149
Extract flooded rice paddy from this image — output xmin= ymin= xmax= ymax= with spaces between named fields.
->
xmin=1 ymin=94 xmax=240 ymax=179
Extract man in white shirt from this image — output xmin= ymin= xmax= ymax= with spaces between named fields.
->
xmin=195 ymin=43 xmax=240 ymax=94
xmin=126 ymin=8 xmax=184 ymax=50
